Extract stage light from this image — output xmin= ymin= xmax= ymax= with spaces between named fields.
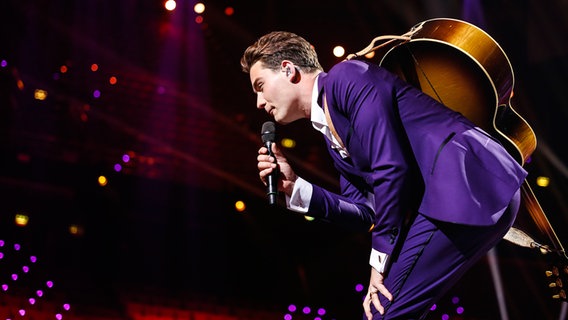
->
xmin=90 ymin=63 xmax=99 ymax=72
xmin=536 ymin=176 xmax=550 ymax=187
xmin=225 ymin=7 xmax=234 ymax=16
xmin=165 ymin=0 xmax=176 ymax=11
xmin=281 ymin=138 xmax=296 ymax=148
xmin=15 ymin=213 xmax=29 ymax=227
xmin=109 ymin=76 xmax=117 ymax=85
xmin=235 ymin=200 xmax=246 ymax=212
xmin=34 ymin=89 xmax=48 ymax=101
xmin=98 ymin=175 xmax=108 ymax=186
xmin=69 ymin=224 xmax=84 ymax=236
xmin=333 ymin=45 xmax=345 ymax=58
xmin=194 ymin=3 xmax=205 ymax=14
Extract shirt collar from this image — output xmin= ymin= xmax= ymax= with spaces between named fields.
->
xmin=310 ymin=75 xmax=327 ymax=132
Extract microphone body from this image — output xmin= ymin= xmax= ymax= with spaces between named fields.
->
xmin=261 ymin=122 xmax=279 ymax=206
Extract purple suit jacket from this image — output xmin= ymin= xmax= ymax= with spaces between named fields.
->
xmin=306 ymin=60 xmax=527 ymax=255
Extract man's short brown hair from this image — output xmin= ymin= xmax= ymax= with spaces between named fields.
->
xmin=240 ymin=31 xmax=323 ymax=73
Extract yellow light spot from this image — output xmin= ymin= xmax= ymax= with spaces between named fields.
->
xmin=69 ymin=224 xmax=84 ymax=236
xmin=15 ymin=213 xmax=29 ymax=227
xmin=98 ymin=175 xmax=108 ymax=186
xmin=304 ymin=216 xmax=315 ymax=222
xmin=281 ymin=138 xmax=296 ymax=149
xmin=235 ymin=200 xmax=246 ymax=212
xmin=536 ymin=176 xmax=550 ymax=187
xmin=365 ymin=51 xmax=376 ymax=59
xmin=34 ymin=89 xmax=48 ymax=101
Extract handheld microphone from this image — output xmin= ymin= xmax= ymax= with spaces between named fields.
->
xmin=261 ymin=121 xmax=279 ymax=206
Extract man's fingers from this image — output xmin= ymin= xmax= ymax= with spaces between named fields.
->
xmin=363 ymin=291 xmax=385 ymax=318
xmin=377 ymin=284 xmax=393 ymax=302
xmin=363 ymin=294 xmax=373 ymax=319
xmin=371 ymin=291 xmax=385 ymax=315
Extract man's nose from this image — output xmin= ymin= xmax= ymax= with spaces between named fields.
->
xmin=256 ymin=93 xmax=266 ymax=109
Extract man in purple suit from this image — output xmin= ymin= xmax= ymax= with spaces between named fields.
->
xmin=240 ymin=31 xmax=527 ymax=319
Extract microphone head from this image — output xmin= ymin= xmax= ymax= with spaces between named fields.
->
xmin=261 ymin=121 xmax=276 ymax=143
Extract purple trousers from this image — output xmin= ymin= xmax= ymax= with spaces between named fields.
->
xmin=369 ymin=189 xmax=520 ymax=320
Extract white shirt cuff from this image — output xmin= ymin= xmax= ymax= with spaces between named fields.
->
xmin=285 ymin=176 xmax=312 ymax=213
xmin=369 ymin=249 xmax=390 ymax=274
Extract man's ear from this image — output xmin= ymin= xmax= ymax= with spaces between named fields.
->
xmin=281 ymin=61 xmax=300 ymax=83
xmin=281 ymin=61 xmax=293 ymax=77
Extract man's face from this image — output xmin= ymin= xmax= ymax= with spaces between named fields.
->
xmin=249 ymin=61 xmax=301 ymax=124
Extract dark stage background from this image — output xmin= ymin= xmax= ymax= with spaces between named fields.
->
xmin=1 ymin=0 xmax=567 ymax=319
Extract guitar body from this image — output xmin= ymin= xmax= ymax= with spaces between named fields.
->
xmin=379 ymin=18 xmax=536 ymax=165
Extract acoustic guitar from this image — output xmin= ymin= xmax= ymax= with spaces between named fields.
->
xmin=352 ymin=17 xmax=568 ymax=301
